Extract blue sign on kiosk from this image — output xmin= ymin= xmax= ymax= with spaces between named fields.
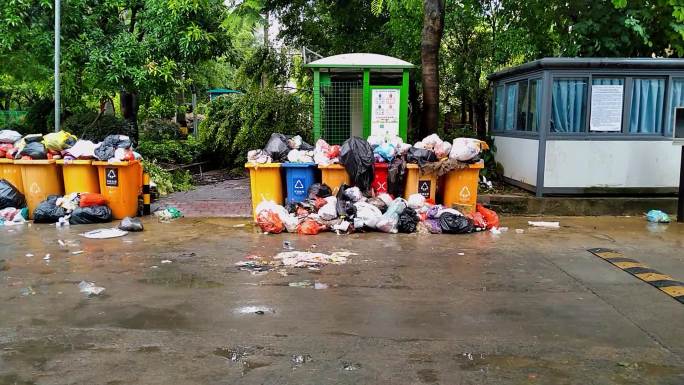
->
xmin=282 ymin=162 xmax=317 ymax=203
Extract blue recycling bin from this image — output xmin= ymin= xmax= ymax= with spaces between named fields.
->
xmin=282 ymin=162 xmax=317 ymax=203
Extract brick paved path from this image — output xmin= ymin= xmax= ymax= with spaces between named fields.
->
xmin=152 ymin=177 xmax=252 ymax=217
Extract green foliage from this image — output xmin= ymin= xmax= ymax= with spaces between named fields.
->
xmin=142 ymin=160 xmax=194 ymax=196
xmin=23 ymin=98 xmax=54 ymax=135
xmin=137 ymin=136 xmax=203 ymax=165
xmin=199 ymin=87 xmax=311 ymax=167
xmin=140 ymin=119 xmax=181 ymax=141
xmin=138 ymin=96 xmax=177 ymax=121
xmin=62 ymin=112 xmax=132 ymax=142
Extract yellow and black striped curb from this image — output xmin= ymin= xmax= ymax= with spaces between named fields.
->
xmin=588 ymin=248 xmax=684 ymax=304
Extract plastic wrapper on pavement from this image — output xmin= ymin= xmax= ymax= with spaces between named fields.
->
xmin=14 ymin=159 xmax=64 ymax=219
xmin=119 ymin=216 xmax=144 ymax=231
xmin=442 ymin=161 xmax=484 ymax=214
xmin=0 ymin=179 xmax=26 ymax=210
xmin=340 ymin=137 xmax=374 ymax=194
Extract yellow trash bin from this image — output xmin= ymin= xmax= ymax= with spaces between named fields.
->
xmin=0 ymin=159 xmax=24 ymax=195
xmin=245 ymin=163 xmax=283 ymax=219
xmin=318 ymin=164 xmax=350 ymax=194
xmin=14 ymin=159 xmax=64 ymax=218
xmin=93 ymin=160 xmax=142 ymax=219
xmin=442 ymin=161 xmax=484 ymax=214
xmin=57 ymin=160 xmax=100 ymax=194
xmin=404 ymin=164 xmax=438 ymax=202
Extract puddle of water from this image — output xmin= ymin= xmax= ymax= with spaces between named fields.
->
xmin=416 ymin=368 xmax=438 ymax=383
xmin=0 ymin=374 xmax=36 ymax=385
xmin=138 ymin=269 xmax=223 ymax=289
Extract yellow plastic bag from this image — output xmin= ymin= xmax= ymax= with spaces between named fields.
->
xmin=43 ymin=130 xmax=78 ymax=151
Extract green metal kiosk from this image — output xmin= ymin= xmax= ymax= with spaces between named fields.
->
xmin=305 ymin=53 xmax=414 ymax=144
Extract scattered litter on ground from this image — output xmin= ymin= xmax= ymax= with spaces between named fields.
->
xmin=232 ymin=224 xmax=246 ymax=228
xmin=78 ymin=281 xmax=105 ymax=296
xmin=342 ymin=362 xmax=361 ymax=371
xmin=289 ymin=281 xmax=311 ymax=288
xmin=80 ymin=228 xmax=128 ymax=239
xmin=58 ymin=240 xmax=66 ymax=247
xmin=236 ymin=250 xmax=355 ymax=274
xmin=645 ymin=210 xmax=670 ymax=223
xmin=528 ymin=221 xmax=560 ymax=228
xmin=43 ymin=254 xmax=50 ymax=260
xmin=161 ymin=259 xmax=172 ymax=264
xmin=283 ymin=241 xmax=295 ymax=250
xmin=457 ymin=252 xmax=465 ymax=256
xmin=119 ymin=217 xmax=144 ymax=231
xmin=515 ymin=229 xmax=525 ymax=234
xmin=71 ymin=250 xmax=84 ymax=255
xmin=234 ymin=306 xmax=275 ymax=315
xmin=291 ymin=354 xmax=312 ymax=367
xmin=314 ymin=282 xmax=329 ymax=290
xmin=25 ymin=253 xmax=33 ymax=257
xmin=20 ymin=286 xmax=36 ymax=296
xmin=154 ymin=207 xmax=183 ymax=222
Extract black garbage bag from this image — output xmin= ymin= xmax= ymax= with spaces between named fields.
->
xmin=94 ymin=135 xmax=132 ymax=160
xmin=264 ymin=133 xmax=290 ymax=162
xmin=388 ymin=157 xmax=407 ymax=198
xmin=69 ymin=205 xmax=113 ymax=225
xmin=367 ymin=197 xmax=388 ymax=213
xmin=439 ymin=213 xmax=474 ymax=234
xmin=285 ymin=201 xmax=298 ymax=214
xmin=397 ymin=206 xmax=419 ymax=233
xmin=118 ymin=216 xmax=144 ymax=231
xmin=307 ymin=183 xmax=332 ymax=199
xmin=407 ymin=147 xmax=438 ymax=165
xmin=33 ymin=195 xmax=67 ymax=223
xmin=0 ymin=179 xmax=26 ymax=209
xmin=340 ymin=137 xmax=374 ymax=194
xmin=23 ymin=134 xmax=43 ymax=143
xmin=299 ymin=141 xmax=314 ymax=151
xmin=18 ymin=142 xmax=47 ymax=159
xmin=335 ymin=184 xmax=357 ymax=219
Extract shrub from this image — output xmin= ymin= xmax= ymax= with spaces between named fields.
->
xmin=140 ymin=119 xmax=181 ymax=141
xmin=137 ymin=136 xmax=203 ymax=165
xmin=200 ymin=87 xmax=312 ymax=168
xmin=142 ymin=160 xmax=194 ymax=195
xmin=62 ymin=111 xmax=133 ymax=142
xmin=23 ymin=99 xmax=54 ymax=134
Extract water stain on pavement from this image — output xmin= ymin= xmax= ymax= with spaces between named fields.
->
xmin=138 ymin=268 xmax=223 ymax=288
xmin=416 ymin=368 xmax=438 ymax=383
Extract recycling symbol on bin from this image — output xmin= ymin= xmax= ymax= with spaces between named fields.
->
xmin=294 ymin=179 xmax=304 ymax=192
xmin=107 ymin=169 xmax=116 ymax=179
xmin=419 ymin=181 xmax=430 ymax=192
xmin=459 ymin=186 xmax=471 ymax=202
xmin=29 ymin=182 xmax=41 ymax=195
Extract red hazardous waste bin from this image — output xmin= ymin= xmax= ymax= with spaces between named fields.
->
xmin=372 ymin=163 xmax=389 ymax=195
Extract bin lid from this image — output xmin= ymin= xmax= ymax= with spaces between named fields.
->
xmin=244 ymin=162 xmax=281 ymax=168
xmin=469 ymin=161 xmax=484 ymax=169
xmin=317 ymin=164 xmax=344 ymax=169
xmin=13 ymin=159 xmax=57 ymax=165
xmin=92 ymin=160 xmax=139 ymax=166
xmin=374 ymin=162 xmax=389 ymax=169
xmin=0 ymin=158 xmax=14 ymax=164
xmin=281 ymin=162 xmax=316 ymax=168
xmin=56 ymin=159 xmax=93 ymax=165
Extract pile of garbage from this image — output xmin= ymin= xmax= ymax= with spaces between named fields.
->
xmin=0 ymin=129 xmax=139 ymax=162
xmin=34 ymin=192 xmax=113 ymax=226
xmin=0 ymin=179 xmax=28 ymax=225
xmin=255 ymin=181 xmax=499 ymax=235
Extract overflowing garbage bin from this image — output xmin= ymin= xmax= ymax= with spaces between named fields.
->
xmin=57 ymin=160 xmax=100 ymax=194
xmin=245 ymin=163 xmax=283 ymax=219
xmin=93 ymin=160 xmax=142 ymax=219
xmin=0 ymin=159 xmax=24 ymax=194
xmin=404 ymin=164 xmax=437 ymax=202
xmin=14 ymin=159 xmax=64 ymax=218
xmin=442 ymin=162 xmax=484 ymax=214
xmin=282 ymin=162 xmax=317 ymax=203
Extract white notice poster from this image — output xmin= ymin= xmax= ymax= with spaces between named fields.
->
xmin=590 ymin=85 xmax=623 ymax=132
xmin=371 ymin=89 xmax=400 ymax=136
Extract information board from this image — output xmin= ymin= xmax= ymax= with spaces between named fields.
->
xmin=371 ymin=89 xmax=400 ymax=137
xmin=590 ymin=85 xmax=623 ymax=132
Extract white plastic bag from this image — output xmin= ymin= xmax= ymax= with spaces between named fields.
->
xmin=422 ymin=134 xmax=443 ymax=149
xmin=319 ymin=201 xmax=338 ymax=220
xmin=377 ymin=193 xmax=393 ymax=206
xmin=64 ymin=140 xmax=96 ymax=159
xmin=449 ymin=138 xmax=484 ymax=162
xmin=354 ymin=202 xmax=382 ymax=229
xmin=375 ymin=198 xmax=408 ymax=233
xmin=247 ymin=149 xmax=271 ymax=164
xmin=434 ymin=141 xmax=451 ymax=159
xmin=0 ymin=130 xmax=22 ymax=144
xmin=344 ymin=187 xmax=363 ymax=202
xmin=367 ymin=135 xmax=384 ymax=147
xmin=407 ymin=193 xmax=426 ymax=209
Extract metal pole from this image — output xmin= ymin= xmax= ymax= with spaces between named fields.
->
xmin=192 ymin=92 xmax=197 ymax=136
xmin=54 ymin=0 xmax=61 ymax=132
xmin=678 ymin=146 xmax=684 ymax=223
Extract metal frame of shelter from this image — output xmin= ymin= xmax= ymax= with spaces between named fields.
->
xmin=305 ymin=53 xmax=414 ymax=145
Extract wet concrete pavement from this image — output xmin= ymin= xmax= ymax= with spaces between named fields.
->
xmin=1 ymin=217 xmax=683 ymax=384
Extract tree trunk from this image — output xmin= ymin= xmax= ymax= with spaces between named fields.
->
xmin=420 ymin=0 xmax=445 ymax=137
xmin=474 ymin=92 xmax=487 ymax=139
xmin=120 ymin=91 xmax=139 ymax=143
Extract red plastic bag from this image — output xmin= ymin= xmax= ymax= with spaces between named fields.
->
xmin=79 ymin=193 xmax=107 ymax=207
xmin=327 ymin=145 xmax=341 ymax=159
xmin=297 ymin=219 xmax=326 ymax=235
xmin=0 ymin=144 xmax=13 ymax=158
xmin=467 ymin=212 xmax=487 ymax=229
xmin=256 ymin=210 xmax=284 ymax=234
xmin=476 ymin=204 xmax=499 ymax=229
